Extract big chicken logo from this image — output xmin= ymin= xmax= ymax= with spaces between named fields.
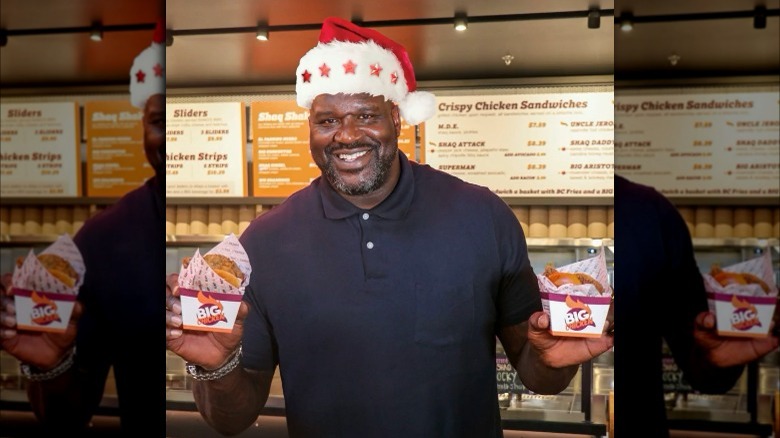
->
xmin=564 ymin=295 xmax=595 ymax=331
xmin=196 ymin=291 xmax=227 ymax=326
xmin=730 ymin=295 xmax=761 ymax=331
xmin=31 ymin=291 xmax=61 ymax=325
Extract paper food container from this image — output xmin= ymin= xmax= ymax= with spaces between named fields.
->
xmin=537 ymin=248 xmax=613 ymax=338
xmin=178 ymin=234 xmax=251 ymax=333
xmin=704 ymin=251 xmax=778 ymax=338
xmin=12 ymin=234 xmax=85 ymax=333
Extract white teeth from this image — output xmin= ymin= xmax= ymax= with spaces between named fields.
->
xmin=337 ymin=150 xmax=368 ymax=162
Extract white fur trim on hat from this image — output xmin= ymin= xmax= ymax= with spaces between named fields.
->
xmin=296 ymin=40 xmax=435 ymax=125
xmin=130 ymin=42 xmax=165 ymax=109
xmin=398 ymin=90 xmax=436 ymax=126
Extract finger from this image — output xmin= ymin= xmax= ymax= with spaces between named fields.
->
xmin=702 ymin=313 xmax=716 ymax=329
xmin=0 ymin=328 xmax=17 ymax=339
xmin=165 ymin=293 xmax=182 ymax=314
xmin=236 ymin=301 xmax=250 ymax=322
xmin=1 ymin=313 xmax=16 ymax=329
xmin=528 ymin=311 xmax=549 ymax=330
xmin=694 ymin=311 xmax=715 ymax=330
xmin=166 ymin=328 xmax=183 ymax=340
xmin=70 ymin=300 xmax=83 ymax=323
xmin=166 ymin=273 xmax=179 ymax=296
xmin=0 ymin=296 xmax=15 ymax=315
xmin=0 ymin=274 xmax=12 ymax=297
xmin=166 ymin=309 xmax=182 ymax=328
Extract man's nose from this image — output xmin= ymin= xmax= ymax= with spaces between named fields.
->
xmin=334 ymin=117 xmax=360 ymax=144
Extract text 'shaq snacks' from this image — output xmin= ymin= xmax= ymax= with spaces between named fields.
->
xmin=704 ymin=251 xmax=778 ymax=337
xmin=12 ymin=234 xmax=85 ymax=333
xmin=537 ymin=247 xmax=613 ymax=338
xmin=178 ymin=233 xmax=251 ymax=333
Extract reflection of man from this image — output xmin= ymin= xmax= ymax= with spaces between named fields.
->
xmin=166 ymin=17 xmax=613 ymax=437
xmin=614 ymin=174 xmax=778 ymax=437
xmin=0 ymin=22 xmax=165 ymax=435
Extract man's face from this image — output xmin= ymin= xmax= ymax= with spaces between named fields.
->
xmin=308 ymin=93 xmax=401 ymax=196
xmin=143 ymin=94 xmax=164 ymax=177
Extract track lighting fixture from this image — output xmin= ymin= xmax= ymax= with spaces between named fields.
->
xmin=454 ymin=13 xmax=468 ymax=32
xmin=588 ymin=9 xmax=600 ymax=29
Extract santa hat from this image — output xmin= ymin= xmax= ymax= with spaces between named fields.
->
xmin=296 ymin=17 xmax=436 ymax=125
xmin=129 ymin=20 xmax=165 ymax=109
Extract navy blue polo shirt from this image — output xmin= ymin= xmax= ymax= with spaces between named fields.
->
xmin=74 ymin=175 xmax=165 ymax=434
xmin=241 ymin=153 xmax=541 ymax=437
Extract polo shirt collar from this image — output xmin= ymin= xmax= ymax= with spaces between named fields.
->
xmin=319 ymin=152 xmax=415 ymax=220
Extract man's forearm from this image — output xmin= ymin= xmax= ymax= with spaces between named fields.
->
xmin=193 ymin=367 xmax=272 ymax=436
xmin=26 ymin=367 xmax=105 ymax=432
xmin=685 ymin=348 xmax=745 ymax=394
xmin=516 ymin=345 xmax=579 ymax=395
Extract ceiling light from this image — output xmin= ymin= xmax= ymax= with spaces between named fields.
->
xmin=166 ymin=29 xmax=174 ymax=47
xmin=619 ymin=13 xmax=634 ymax=32
xmin=454 ymin=13 xmax=468 ymax=32
xmin=90 ymin=22 xmax=103 ymax=42
xmin=754 ymin=6 xmax=767 ymax=29
xmin=668 ymin=53 xmax=680 ymax=66
xmin=256 ymin=26 xmax=269 ymax=41
xmin=502 ymin=54 xmax=514 ymax=66
xmin=588 ymin=9 xmax=600 ymax=29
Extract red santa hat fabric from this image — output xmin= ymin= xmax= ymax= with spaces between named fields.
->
xmin=296 ymin=17 xmax=435 ymax=125
xmin=130 ymin=20 xmax=165 ymax=109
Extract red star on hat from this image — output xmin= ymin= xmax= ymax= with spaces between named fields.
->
xmin=343 ymin=60 xmax=357 ymax=74
xmin=153 ymin=63 xmax=163 ymax=77
xmin=319 ymin=63 xmax=331 ymax=77
xmin=370 ymin=63 xmax=382 ymax=76
xmin=390 ymin=72 xmax=398 ymax=84
xmin=135 ymin=69 xmax=146 ymax=83
xmin=301 ymin=70 xmax=312 ymax=82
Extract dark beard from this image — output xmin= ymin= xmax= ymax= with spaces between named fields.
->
xmin=320 ymin=141 xmax=396 ymax=196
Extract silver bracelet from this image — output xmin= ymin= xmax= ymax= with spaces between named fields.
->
xmin=20 ymin=347 xmax=76 ymax=381
xmin=186 ymin=345 xmax=242 ymax=381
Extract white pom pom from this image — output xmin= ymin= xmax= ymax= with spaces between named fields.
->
xmin=398 ymin=91 xmax=436 ymax=125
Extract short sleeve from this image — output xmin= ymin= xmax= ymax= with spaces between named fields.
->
xmin=490 ymin=197 xmax=542 ymax=329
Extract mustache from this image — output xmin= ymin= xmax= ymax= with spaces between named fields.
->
xmin=325 ymin=140 xmax=378 ymax=154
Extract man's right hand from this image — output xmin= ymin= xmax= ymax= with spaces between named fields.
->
xmin=0 ymin=273 xmax=80 ymax=370
xmin=165 ymin=272 xmax=249 ymax=370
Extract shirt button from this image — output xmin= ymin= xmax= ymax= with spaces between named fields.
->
xmin=362 ymin=213 xmax=370 ymax=220
xmin=366 ymin=241 xmax=374 ymax=249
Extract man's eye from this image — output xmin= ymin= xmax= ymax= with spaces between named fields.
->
xmin=358 ymin=114 xmax=376 ymax=120
xmin=319 ymin=118 xmax=338 ymax=125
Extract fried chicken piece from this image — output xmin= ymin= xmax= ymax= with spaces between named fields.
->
xmin=18 ymin=253 xmax=79 ymax=288
xmin=182 ymin=254 xmax=244 ymax=288
xmin=544 ymin=263 xmax=605 ymax=294
xmin=711 ymin=265 xmax=770 ymax=294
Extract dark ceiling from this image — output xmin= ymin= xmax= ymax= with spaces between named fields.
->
xmin=0 ymin=0 xmax=778 ymax=91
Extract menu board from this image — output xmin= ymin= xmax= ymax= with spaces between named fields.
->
xmin=251 ymin=100 xmax=419 ymax=197
xmin=85 ymin=101 xmax=153 ymax=196
xmin=398 ymin=120 xmax=416 ymax=162
xmin=166 ymin=102 xmax=247 ymax=197
xmin=0 ymin=102 xmax=81 ymax=197
xmin=615 ymin=90 xmax=780 ymax=198
xmin=251 ymin=101 xmax=316 ymax=197
xmin=423 ymin=92 xmax=614 ymax=197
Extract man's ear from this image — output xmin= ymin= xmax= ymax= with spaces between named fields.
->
xmin=391 ymin=103 xmax=402 ymax=137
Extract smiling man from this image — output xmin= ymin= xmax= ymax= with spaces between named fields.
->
xmin=166 ymin=17 xmax=613 ymax=437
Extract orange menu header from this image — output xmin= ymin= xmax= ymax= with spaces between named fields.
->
xmin=251 ymin=100 xmax=316 ymax=197
xmin=85 ymin=101 xmax=153 ymax=197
